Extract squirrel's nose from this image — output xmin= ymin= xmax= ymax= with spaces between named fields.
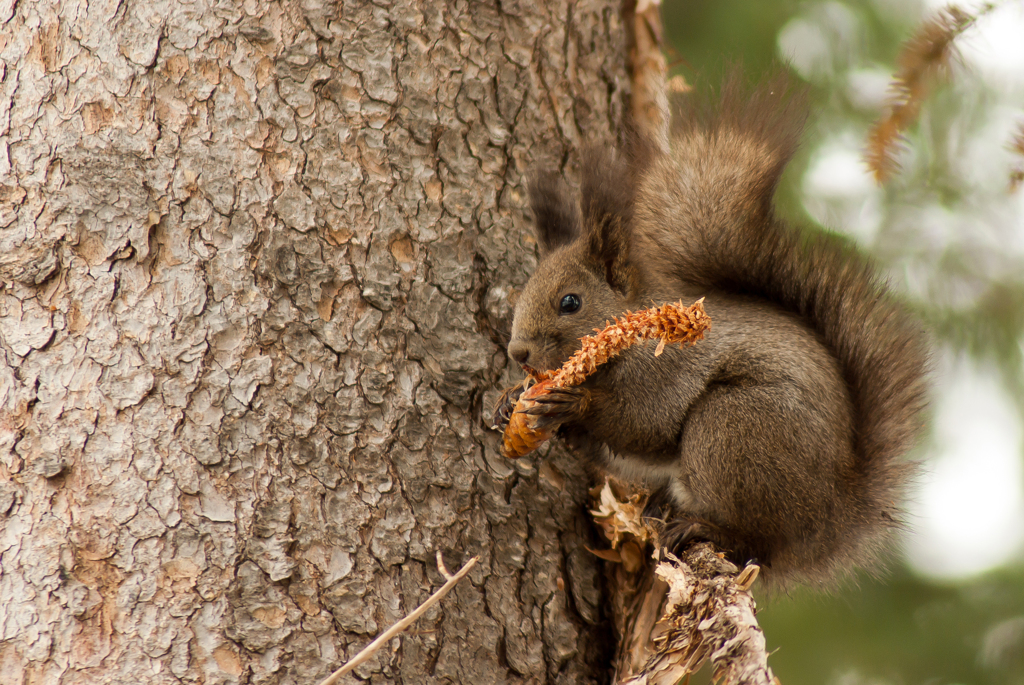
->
xmin=508 ymin=341 xmax=530 ymax=366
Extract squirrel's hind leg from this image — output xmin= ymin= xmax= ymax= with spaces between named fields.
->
xmin=643 ymin=484 xmax=757 ymax=567
xmin=670 ymin=380 xmax=851 ymax=582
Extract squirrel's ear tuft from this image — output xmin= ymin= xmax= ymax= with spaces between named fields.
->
xmin=579 ymin=148 xmax=641 ymax=294
xmin=528 ymin=173 xmax=581 ymax=257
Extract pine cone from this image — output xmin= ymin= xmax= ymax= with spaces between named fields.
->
xmin=499 ymin=299 xmax=710 ymax=459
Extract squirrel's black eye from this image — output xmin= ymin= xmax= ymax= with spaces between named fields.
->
xmin=559 ymin=293 xmax=581 ymax=314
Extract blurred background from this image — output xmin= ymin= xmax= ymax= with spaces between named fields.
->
xmin=661 ymin=0 xmax=1024 ymax=682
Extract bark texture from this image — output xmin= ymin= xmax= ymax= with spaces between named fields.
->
xmin=0 ymin=1 xmax=630 ymax=682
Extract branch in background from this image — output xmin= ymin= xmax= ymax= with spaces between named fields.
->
xmin=317 ymin=553 xmax=478 ymax=685
xmin=590 ymin=480 xmax=776 ymax=685
xmin=624 ymin=0 xmax=672 ymax=153
xmin=866 ymin=5 xmax=988 ymax=182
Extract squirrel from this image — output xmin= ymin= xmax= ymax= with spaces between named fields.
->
xmin=492 ymin=73 xmax=929 ymax=586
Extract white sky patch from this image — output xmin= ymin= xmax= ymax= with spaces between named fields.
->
xmin=905 ymin=355 xmax=1024 ymax=581
xmin=804 ymin=135 xmax=876 ymax=197
xmin=778 ymin=16 xmax=833 ymax=81
xmin=923 ymin=1 xmax=1024 ymax=89
xmin=802 ymin=132 xmax=883 ymax=243
xmin=777 ymin=2 xmax=860 ymax=82
xmin=845 ymin=67 xmax=894 ymax=111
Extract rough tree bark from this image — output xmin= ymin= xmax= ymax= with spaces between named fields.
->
xmin=0 ymin=1 xmax=630 ymax=683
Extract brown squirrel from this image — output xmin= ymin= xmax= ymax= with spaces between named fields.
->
xmin=492 ymin=74 xmax=929 ymax=586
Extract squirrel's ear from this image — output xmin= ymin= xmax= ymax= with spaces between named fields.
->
xmin=579 ymin=148 xmax=640 ymax=294
xmin=528 ymin=173 xmax=581 ymax=257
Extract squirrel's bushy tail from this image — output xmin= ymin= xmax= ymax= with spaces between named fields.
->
xmin=628 ymin=71 xmax=929 ymax=563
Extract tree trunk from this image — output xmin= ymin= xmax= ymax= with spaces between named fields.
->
xmin=0 ymin=1 xmax=629 ymax=683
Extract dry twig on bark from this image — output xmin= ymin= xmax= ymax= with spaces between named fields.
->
xmin=318 ymin=553 xmax=478 ymax=685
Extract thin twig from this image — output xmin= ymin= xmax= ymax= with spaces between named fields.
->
xmin=317 ymin=554 xmax=479 ymax=685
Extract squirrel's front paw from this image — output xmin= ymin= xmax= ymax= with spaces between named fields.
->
xmin=491 ymin=383 xmax=526 ymax=431
xmin=520 ymin=386 xmax=591 ymax=429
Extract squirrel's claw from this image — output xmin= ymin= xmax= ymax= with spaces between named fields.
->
xmin=660 ymin=517 xmax=722 ymax=555
xmin=491 ymin=383 xmax=526 ymax=431
xmin=642 ymin=487 xmax=673 ymax=522
xmin=530 ymin=413 xmax=563 ymax=431
xmin=520 ymin=386 xmax=590 ymax=429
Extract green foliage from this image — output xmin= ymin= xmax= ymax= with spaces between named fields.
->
xmin=761 ymin=567 xmax=1024 ymax=684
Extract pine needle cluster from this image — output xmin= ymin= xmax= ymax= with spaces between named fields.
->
xmin=866 ymin=5 xmax=984 ymax=182
xmin=1010 ymin=124 xmax=1024 ymax=191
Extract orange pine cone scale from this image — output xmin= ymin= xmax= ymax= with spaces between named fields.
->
xmin=499 ymin=299 xmax=711 ymax=459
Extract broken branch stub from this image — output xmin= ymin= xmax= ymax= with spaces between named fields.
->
xmin=589 ymin=480 xmax=776 ymax=685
